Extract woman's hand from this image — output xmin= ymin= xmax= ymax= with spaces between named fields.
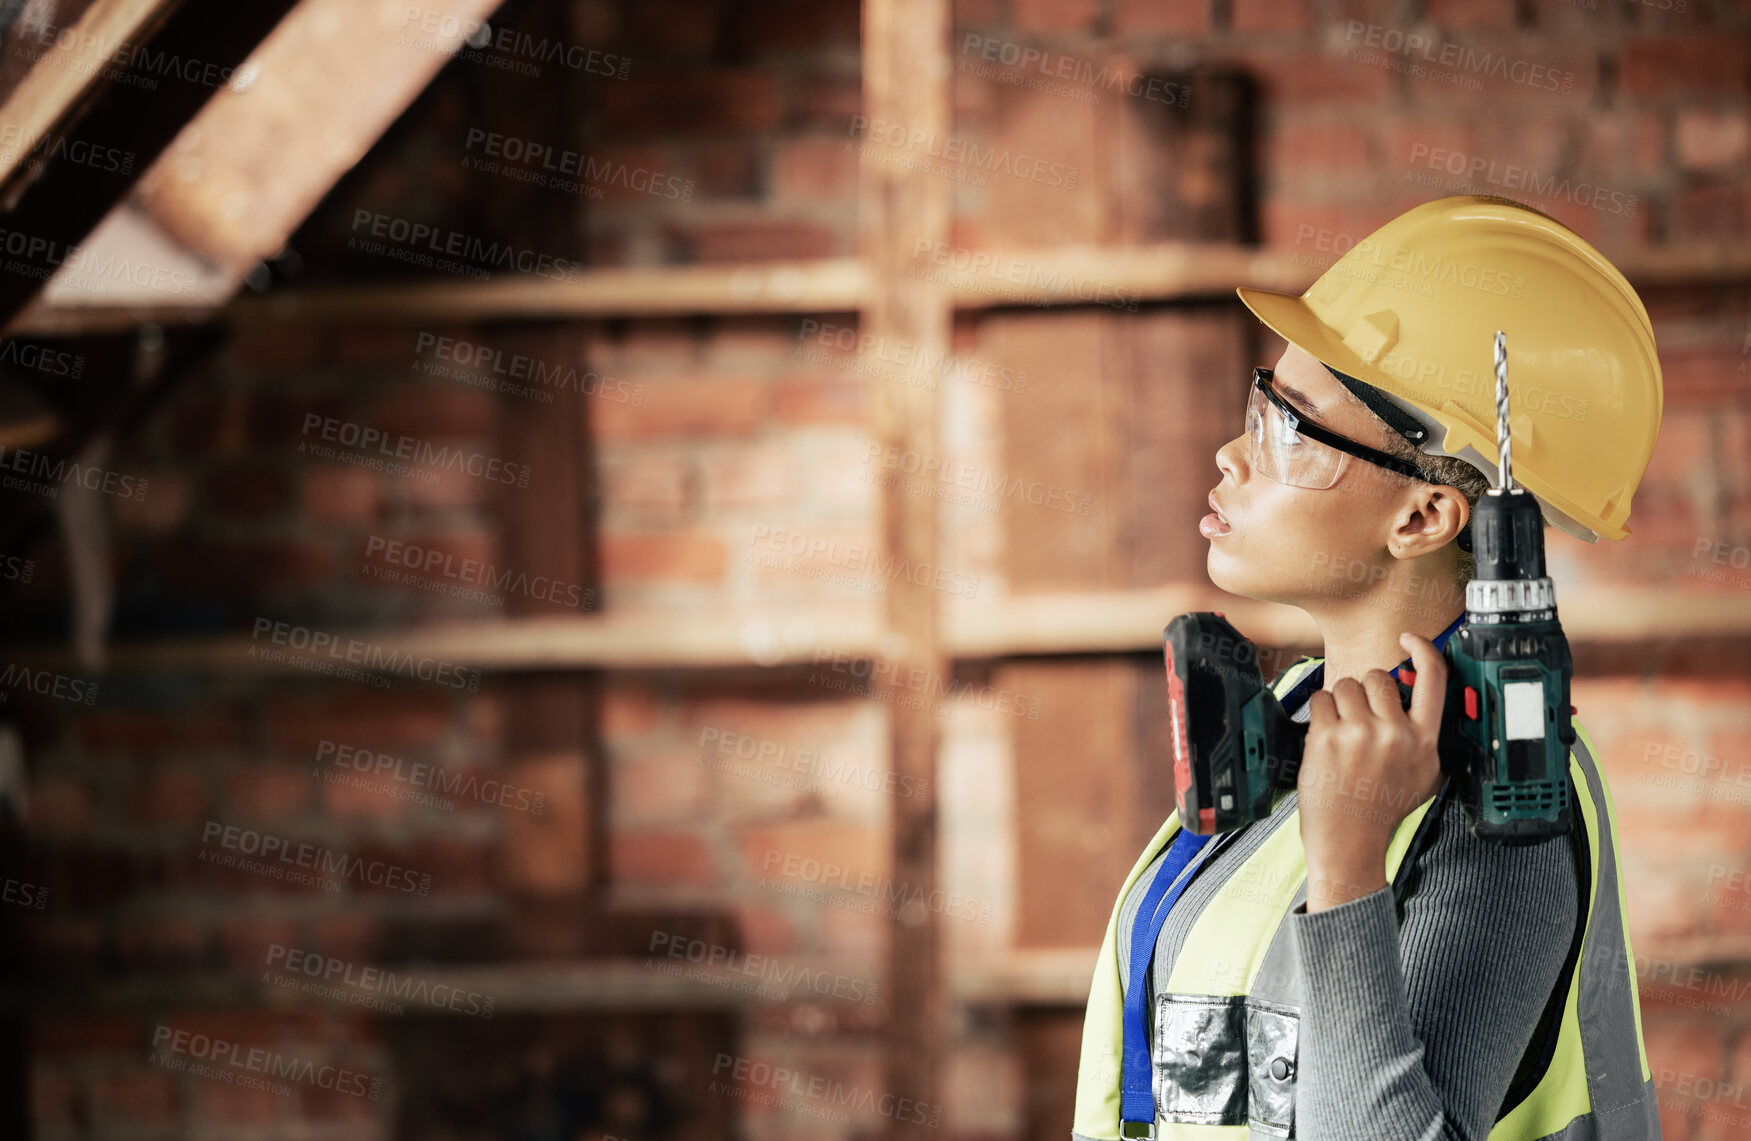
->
xmin=1299 ymin=633 xmax=1448 ymax=914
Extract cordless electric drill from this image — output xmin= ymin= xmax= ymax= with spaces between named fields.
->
xmin=1165 ymin=332 xmax=1575 ymax=846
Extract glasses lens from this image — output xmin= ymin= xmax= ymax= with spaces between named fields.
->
xmin=1248 ymin=378 xmax=1346 ymax=490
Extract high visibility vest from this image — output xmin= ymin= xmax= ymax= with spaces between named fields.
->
xmin=1072 ymin=657 xmax=1657 ymax=1140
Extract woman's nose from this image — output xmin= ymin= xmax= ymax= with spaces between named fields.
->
xmin=1215 ymin=433 xmax=1248 ymax=482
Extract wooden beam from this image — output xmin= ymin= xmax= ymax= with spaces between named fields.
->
xmin=15 ymin=584 xmax=1751 ymax=676
xmin=0 ymin=0 xmax=181 ymax=197
xmin=863 ymin=0 xmax=952 ymax=1133
xmin=9 ymin=240 xmax=1751 ymax=333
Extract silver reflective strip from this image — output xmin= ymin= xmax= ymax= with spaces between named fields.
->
xmin=1154 ymin=994 xmax=1249 ymax=1124
xmin=1531 ymin=1076 xmax=1661 ymax=1141
xmin=1567 ymin=735 xmax=1660 ymax=1138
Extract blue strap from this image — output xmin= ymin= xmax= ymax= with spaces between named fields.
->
xmin=1120 ymin=827 xmax=1212 ymax=1128
xmin=1121 ymin=612 xmax=1467 ymax=1130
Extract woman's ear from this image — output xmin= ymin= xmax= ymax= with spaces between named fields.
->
xmin=1388 ymin=484 xmax=1469 ymax=559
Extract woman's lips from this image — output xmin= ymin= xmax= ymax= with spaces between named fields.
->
xmin=1201 ymin=491 xmax=1232 ymax=538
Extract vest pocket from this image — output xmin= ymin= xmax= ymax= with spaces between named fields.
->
xmin=1152 ymin=994 xmax=1249 ymax=1125
xmin=1244 ymin=997 xmax=1300 ymax=1136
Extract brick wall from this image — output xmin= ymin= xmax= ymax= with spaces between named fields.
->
xmin=4 ymin=0 xmax=1750 ymax=1139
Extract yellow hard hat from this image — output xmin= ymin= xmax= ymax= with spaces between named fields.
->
xmin=1235 ymin=194 xmax=1662 ymax=542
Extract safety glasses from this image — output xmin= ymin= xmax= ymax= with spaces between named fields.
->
xmin=1245 ymin=367 xmax=1430 ymax=490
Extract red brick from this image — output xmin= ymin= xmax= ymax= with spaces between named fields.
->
xmin=76 ymin=707 xmax=248 ymax=754
xmin=774 ymin=372 xmax=863 ymax=424
xmin=612 ymin=829 xmax=718 ymax=887
xmin=1232 ymin=0 xmax=1310 ymax=33
xmin=1113 ymin=0 xmax=1208 ymax=34
xmin=601 ymin=531 xmax=728 ymax=582
xmin=790 ymin=71 xmax=863 ymax=131
xmin=1675 ymin=109 xmax=1751 ymax=173
xmin=1582 ymin=111 xmax=1667 ymax=180
xmin=1660 ymin=346 xmax=1751 ymax=407
xmin=1640 ymin=411 xmax=1714 ymax=489
xmin=130 ymin=761 xmax=211 ymax=827
xmin=226 ymin=764 xmax=312 ymax=822
xmin=319 ymin=769 xmax=405 ymax=821
xmin=679 ymin=218 xmax=841 ymax=263
xmin=363 ymin=384 xmax=498 ymax=441
xmin=1011 ymin=0 xmax=1099 ymax=33
xmin=735 ymin=818 xmax=888 ymax=885
xmin=311 ymin=912 xmax=382 ymax=962
xmin=588 ymin=144 xmax=687 ymax=205
xmin=160 ymin=540 xmax=336 ymax=594
xmin=404 ymin=834 xmax=496 ymax=896
xmin=264 ymin=690 xmax=452 ymax=754
xmin=302 ymin=466 xmax=382 ymax=526
xmin=594 ymin=376 xmax=768 ymax=439
xmin=1272 ymin=119 xmax=1372 ymax=182
xmin=603 ymin=679 xmax=663 ymax=737
xmin=1620 ymin=36 xmax=1751 ymax=99
xmin=501 ymin=752 xmax=590 ymax=894
xmin=191 ymin=1074 xmax=285 ymax=1124
xmin=700 ymin=446 xmax=795 ymax=509
xmin=601 ymin=454 xmax=692 ymax=519
xmin=612 ymin=746 xmax=708 ymax=826
xmin=1669 ymin=183 xmax=1751 ymax=244
xmin=774 ymin=136 xmax=859 ymax=200
xmin=1235 ymin=46 xmax=1395 ymax=104
xmin=692 ymin=140 xmax=761 ymax=198
xmin=90 ymin=1068 xmax=179 ymax=1128
xmin=298 ymin=1076 xmax=381 ymax=1120
xmin=1422 ymin=0 xmax=1513 ymax=27
xmin=595 ymin=71 xmax=783 ymax=135
xmin=1642 ymin=1017 xmax=1726 ymax=1116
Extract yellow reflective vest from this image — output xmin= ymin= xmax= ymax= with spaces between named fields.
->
xmin=1072 ymin=656 xmax=1656 ymax=1140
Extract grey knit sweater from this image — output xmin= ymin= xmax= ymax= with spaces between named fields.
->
xmin=1115 ymin=685 xmax=1580 ymax=1140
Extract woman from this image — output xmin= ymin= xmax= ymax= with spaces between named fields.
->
xmin=1072 ymin=197 xmax=1662 ymax=1140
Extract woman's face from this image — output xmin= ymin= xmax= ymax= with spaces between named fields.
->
xmin=1204 ymin=343 xmax=1422 ymax=606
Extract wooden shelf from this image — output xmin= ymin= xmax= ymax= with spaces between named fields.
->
xmin=10 ymin=240 xmax=1751 ymax=334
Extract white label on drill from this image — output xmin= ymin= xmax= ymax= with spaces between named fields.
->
xmin=1502 ymin=681 xmax=1545 ymax=740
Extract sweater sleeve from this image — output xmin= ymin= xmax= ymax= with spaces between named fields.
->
xmin=1289 ymin=795 xmax=1580 ymax=1141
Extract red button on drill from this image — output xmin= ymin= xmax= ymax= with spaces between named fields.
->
xmin=1463 ymin=685 xmax=1479 ymax=720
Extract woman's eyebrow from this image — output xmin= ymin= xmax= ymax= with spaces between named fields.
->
xmin=1273 ymin=380 xmax=1324 ymax=417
